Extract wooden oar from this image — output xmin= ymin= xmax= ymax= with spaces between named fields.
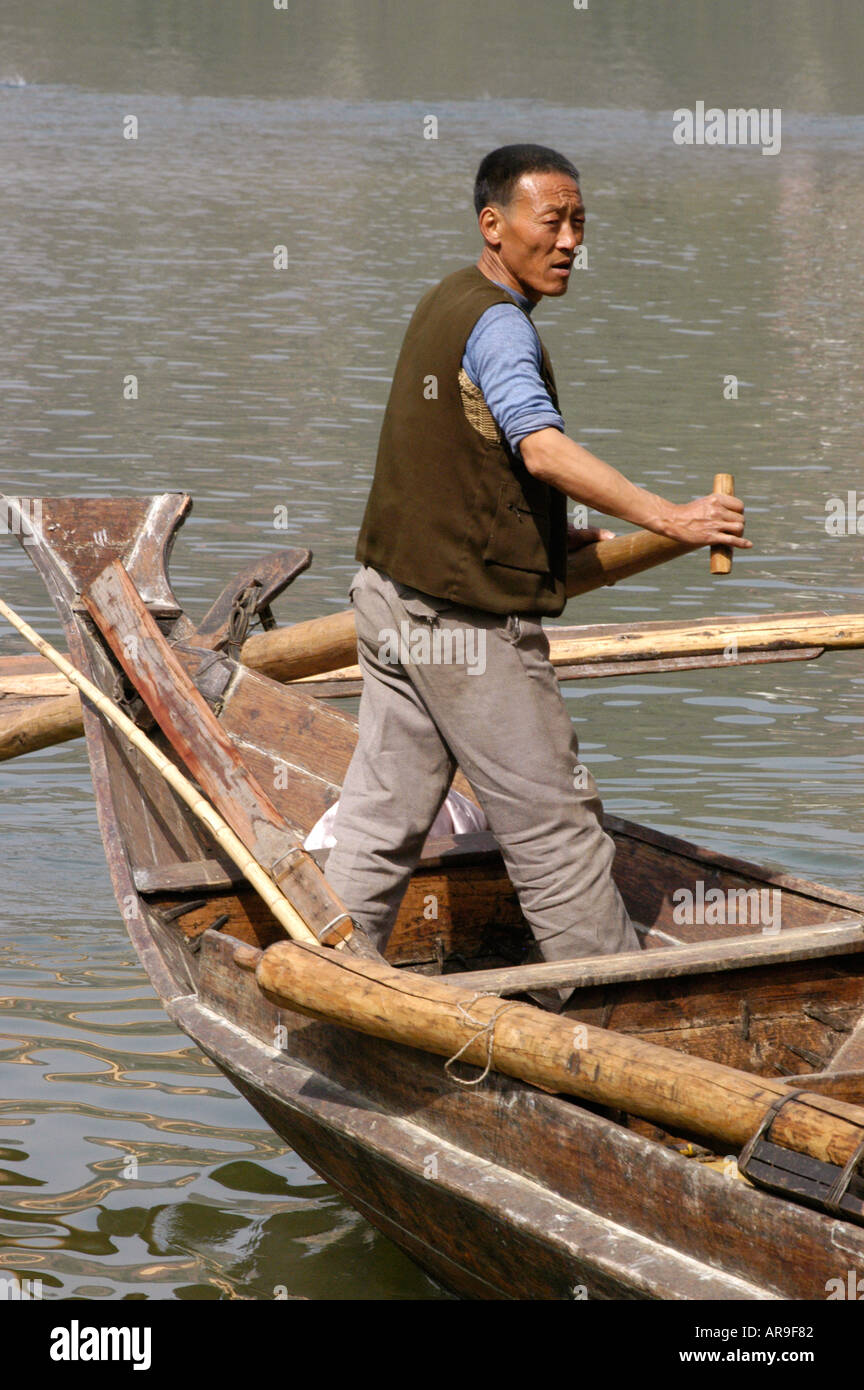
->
xmin=0 ymin=482 xmax=743 ymax=755
xmin=0 ymin=592 xmax=322 ymax=950
xmin=543 ymin=611 xmax=864 ymax=666
xmin=240 ymin=523 xmax=706 ymax=682
xmin=0 ymin=521 xmax=712 ymax=757
xmin=256 ymin=936 xmax=864 ymax=1170
xmin=288 ymin=611 xmax=864 ymax=694
xmin=241 ymin=484 xmax=740 ymax=682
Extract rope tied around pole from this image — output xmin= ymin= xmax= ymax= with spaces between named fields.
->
xmin=444 ymin=991 xmax=521 ymax=1086
xmin=225 ymin=581 xmax=264 ymax=661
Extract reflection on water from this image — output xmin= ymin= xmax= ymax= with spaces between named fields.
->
xmin=0 ymin=923 xmax=446 ymax=1299
xmin=0 ymin=0 xmax=863 ymax=1299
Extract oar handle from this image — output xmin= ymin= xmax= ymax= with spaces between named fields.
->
xmin=710 ymin=472 xmax=735 ymax=576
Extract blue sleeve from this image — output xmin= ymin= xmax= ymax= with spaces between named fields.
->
xmin=462 ymin=304 xmax=565 ymax=452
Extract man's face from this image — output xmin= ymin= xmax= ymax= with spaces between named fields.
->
xmin=485 ymin=171 xmax=585 ymax=302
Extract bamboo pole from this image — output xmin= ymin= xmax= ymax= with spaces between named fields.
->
xmin=286 ymin=611 xmax=864 ymax=689
xmin=547 ymin=612 xmax=864 ymax=666
xmin=258 ymin=937 xmax=864 ymax=1168
xmin=0 ymin=595 xmax=320 ymax=948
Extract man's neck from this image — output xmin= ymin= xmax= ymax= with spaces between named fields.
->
xmin=476 ymin=250 xmax=541 ymax=307
xmin=476 ymin=263 xmax=535 ymax=315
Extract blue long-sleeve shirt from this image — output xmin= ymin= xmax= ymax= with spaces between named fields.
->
xmin=462 ymin=280 xmax=565 ymax=452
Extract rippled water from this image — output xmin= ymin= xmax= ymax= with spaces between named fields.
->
xmin=1 ymin=1 xmax=863 ymax=1299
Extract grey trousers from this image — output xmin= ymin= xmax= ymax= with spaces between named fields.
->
xmin=323 ymin=565 xmax=639 ymax=964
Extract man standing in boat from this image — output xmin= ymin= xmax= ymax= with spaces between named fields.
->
xmin=324 ymin=144 xmax=750 ymax=981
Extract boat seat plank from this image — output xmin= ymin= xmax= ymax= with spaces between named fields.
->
xmin=133 ymin=859 xmax=245 ymax=894
xmin=445 ymin=919 xmax=864 ymax=994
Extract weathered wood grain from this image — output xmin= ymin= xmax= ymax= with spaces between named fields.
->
xmin=257 ymin=937 xmax=864 ymax=1168
xmin=83 ymin=560 xmax=370 ymax=952
xmin=449 ymin=919 xmax=864 ymax=994
xmin=15 ymin=492 xmax=864 ymax=1303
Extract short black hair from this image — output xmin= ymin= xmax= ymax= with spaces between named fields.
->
xmin=473 ymin=144 xmax=580 ymax=215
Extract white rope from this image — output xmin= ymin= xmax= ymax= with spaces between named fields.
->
xmin=444 ymin=991 xmax=520 ymax=1086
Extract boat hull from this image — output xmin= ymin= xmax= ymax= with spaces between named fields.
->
xmin=12 ymin=495 xmax=864 ymax=1301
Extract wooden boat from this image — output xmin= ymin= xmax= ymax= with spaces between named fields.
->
xmin=8 ymin=493 xmax=864 ymax=1301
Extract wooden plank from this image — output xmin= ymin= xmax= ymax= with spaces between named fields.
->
xmin=386 ymin=862 xmax=526 ymax=967
xmin=6 ymin=494 xmax=191 ymax=609
xmin=552 ymin=647 xmax=824 ymax=681
xmin=606 ymin=813 xmax=864 ymax=917
xmin=215 ymin=660 xmax=480 ymax=824
xmin=287 ymin=640 xmax=829 ymax=697
xmin=552 ymin=613 xmax=864 ymax=665
xmin=84 ymin=562 xmax=295 ymax=864
xmin=190 ymin=548 xmax=311 ymax=651
xmin=823 ymin=1015 xmax=864 ymax=1074
xmin=779 ymin=1071 xmax=864 ymax=1104
xmin=552 ymin=963 xmax=864 ymax=1081
xmin=133 ymin=859 xmax=245 ymax=894
xmin=548 ymin=609 xmax=830 ymax=643
xmin=82 ymin=560 xmax=373 ymax=953
xmin=216 ymin=662 xmax=360 ymax=793
xmin=446 ymin=920 xmax=864 ymax=994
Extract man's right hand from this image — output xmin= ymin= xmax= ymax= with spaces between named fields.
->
xmin=520 ymin=429 xmax=753 ymax=552
xmin=659 ymin=492 xmax=752 ymax=550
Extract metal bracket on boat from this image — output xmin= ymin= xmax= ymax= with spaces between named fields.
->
xmin=107 ymin=668 xmax=156 ymax=733
xmin=317 ymin=912 xmax=354 ymax=947
xmin=738 ymin=1088 xmax=864 ymax=1226
xmin=172 ymin=641 xmax=235 ymax=708
xmin=270 ymin=845 xmax=356 ymax=947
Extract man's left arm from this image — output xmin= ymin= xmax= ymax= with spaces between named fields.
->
xmin=520 ymin=428 xmax=750 ymax=551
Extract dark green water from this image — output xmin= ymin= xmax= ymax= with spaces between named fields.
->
xmin=0 ymin=0 xmax=862 ymax=1299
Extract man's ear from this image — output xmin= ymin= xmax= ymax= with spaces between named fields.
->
xmin=478 ymin=205 xmax=504 ymax=249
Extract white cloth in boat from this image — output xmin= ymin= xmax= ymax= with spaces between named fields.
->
xmin=304 ymin=788 xmax=488 ymax=852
